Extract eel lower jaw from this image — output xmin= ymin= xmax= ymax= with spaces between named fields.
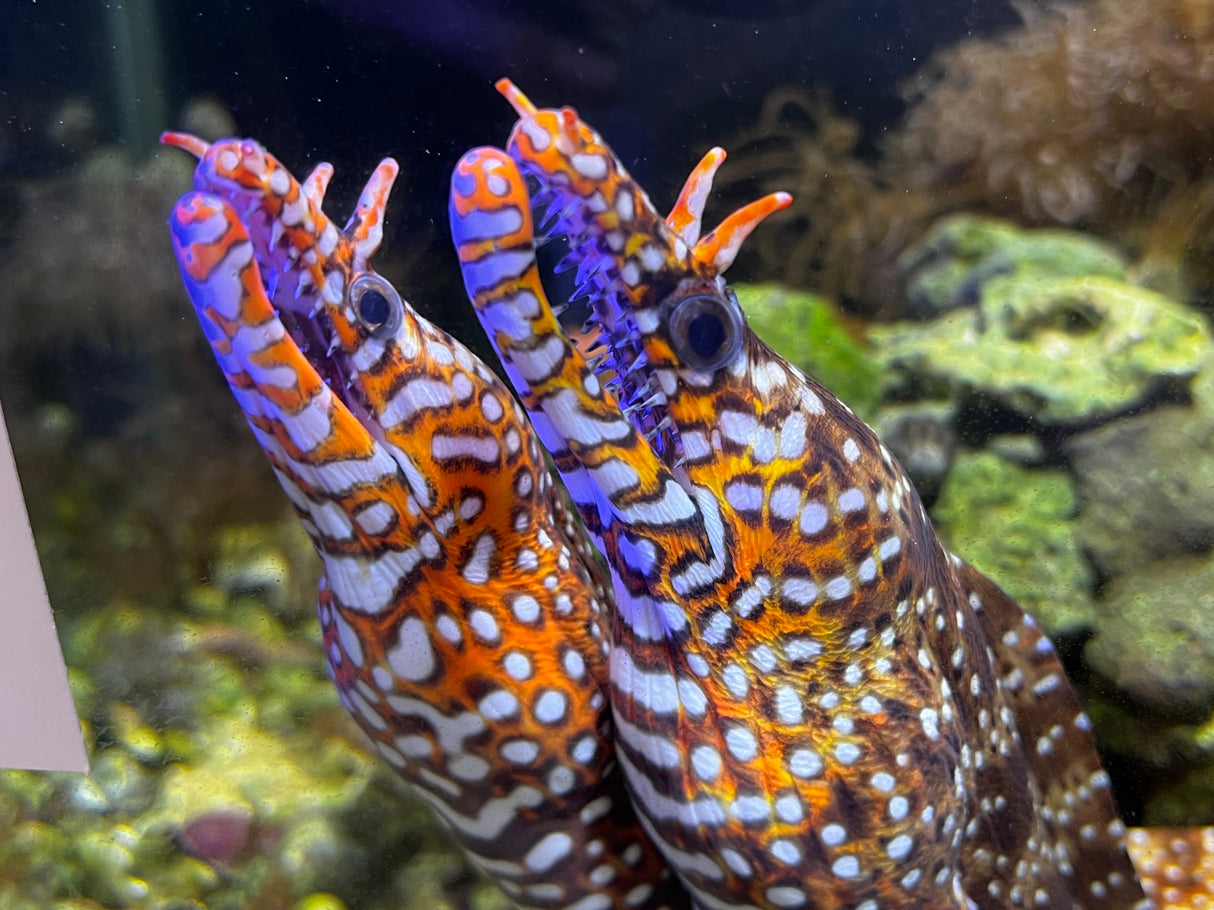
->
xmin=254 ymin=267 xmax=376 ymax=425
xmin=239 ymin=208 xmax=376 ymax=420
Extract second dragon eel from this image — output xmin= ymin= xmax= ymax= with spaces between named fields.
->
xmin=162 ymin=132 xmax=687 ymax=910
xmin=449 ymin=82 xmax=1209 ymax=909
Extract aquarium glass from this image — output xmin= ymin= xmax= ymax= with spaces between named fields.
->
xmin=2 ymin=1 xmax=1213 ymax=907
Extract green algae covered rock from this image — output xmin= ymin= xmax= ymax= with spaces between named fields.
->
xmin=1063 ymin=405 xmax=1214 ymax=579
xmin=0 ymin=521 xmax=495 ymax=910
xmin=900 ymin=214 xmax=1127 ymax=316
xmin=206 ymin=520 xmax=319 ymax=623
xmin=143 ymin=716 xmax=373 ymax=831
xmin=874 ymin=273 xmax=1211 ymax=424
xmin=736 ymin=283 xmax=882 ymax=419
xmin=1085 ymin=552 xmax=1214 ymax=719
xmin=932 ymin=450 xmax=1094 ymax=637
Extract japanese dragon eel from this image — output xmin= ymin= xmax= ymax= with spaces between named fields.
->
xmin=162 ymin=132 xmax=687 ymax=910
xmin=448 ymin=82 xmax=1214 ymax=909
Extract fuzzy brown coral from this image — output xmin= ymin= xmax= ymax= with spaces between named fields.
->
xmin=890 ymin=0 xmax=1214 ymax=228
xmin=726 ymin=0 xmax=1214 ymax=312
xmin=717 ymin=86 xmax=932 ymax=316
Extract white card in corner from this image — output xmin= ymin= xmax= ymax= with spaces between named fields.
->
xmin=0 ymin=401 xmax=89 ymax=772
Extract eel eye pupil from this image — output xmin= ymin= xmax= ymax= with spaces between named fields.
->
xmin=357 ymin=289 xmax=390 ymax=329
xmin=665 ymin=290 xmax=744 ymax=372
xmin=347 ymin=272 xmax=403 ymax=338
xmin=687 ymin=311 xmax=726 ymax=358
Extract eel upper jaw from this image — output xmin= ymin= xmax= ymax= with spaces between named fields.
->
xmin=526 ymin=189 xmax=691 ymax=470
xmin=541 ymin=200 xmax=751 ymax=483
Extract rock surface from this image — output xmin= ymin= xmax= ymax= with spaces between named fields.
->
xmin=932 ymin=450 xmax=1095 ymax=637
xmin=900 ymin=214 xmax=1127 ymax=317
xmin=1064 ymin=405 xmax=1214 ymax=578
xmin=1086 ymin=553 xmax=1214 ymax=719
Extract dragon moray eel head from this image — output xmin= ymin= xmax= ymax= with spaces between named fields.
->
xmin=451 ymin=87 xmax=1148 ymax=909
xmin=161 ymin=132 xmax=398 ymax=401
xmin=164 ymin=133 xmax=688 ymax=910
xmin=494 ymin=81 xmax=792 ymax=473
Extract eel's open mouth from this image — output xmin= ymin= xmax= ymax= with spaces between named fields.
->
xmin=525 ymin=179 xmax=750 ymax=477
xmin=527 ymin=181 xmax=686 ymax=465
xmin=234 ymin=202 xmax=361 ymax=411
xmin=161 ymin=132 xmax=389 ymax=424
xmin=277 ymin=283 xmax=360 ymax=409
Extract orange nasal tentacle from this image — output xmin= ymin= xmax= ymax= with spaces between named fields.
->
xmin=693 ymin=190 xmax=793 ymax=275
xmin=495 ymin=77 xmax=538 ymax=117
xmin=302 ymin=162 xmax=335 ymax=207
xmin=160 ymin=131 xmax=210 ymax=158
xmin=344 ymin=158 xmax=400 ymax=268
xmin=666 ymin=147 xmax=727 ymax=247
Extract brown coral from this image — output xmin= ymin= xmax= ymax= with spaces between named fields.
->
xmin=728 ymin=0 xmax=1214 ymax=312
xmin=890 ymin=0 xmax=1214 ymax=227
xmin=718 ymin=86 xmax=931 ymax=316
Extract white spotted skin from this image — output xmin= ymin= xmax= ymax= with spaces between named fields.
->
xmin=168 ymin=137 xmax=687 ymax=910
xmin=450 ymin=97 xmax=1149 ymax=909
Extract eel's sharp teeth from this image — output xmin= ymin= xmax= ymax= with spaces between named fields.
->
xmin=622 ymin=352 xmax=649 ymax=377
xmin=574 ymin=257 xmax=600 ymax=285
xmin=554 ymin=250 xmax=580 ymax=274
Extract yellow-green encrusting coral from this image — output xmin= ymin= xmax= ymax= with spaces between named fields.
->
xmin=0 ymin=521 xmax=511 ymax=910
xmin=873 ymin=272 xmax=1210 ymax=424
xmin=932 ymin=451 xmax=1093 ymax=638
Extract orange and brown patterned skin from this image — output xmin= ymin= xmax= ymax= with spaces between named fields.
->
xmin=163 ymin=133 xmax=687 ymax=910
xmin=449 ymin=84 xmax=1159 ymax=909
xmin=1127 ymin=828 xmax=1214 ymax=909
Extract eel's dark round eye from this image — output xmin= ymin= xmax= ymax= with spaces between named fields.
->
xmin=347 ymin=272 xmax=403 ymax=338
xmin=358 ymin=289 xmax=390 ymax=327
xmin=666 ymin=290 xmax=744 ymax=372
